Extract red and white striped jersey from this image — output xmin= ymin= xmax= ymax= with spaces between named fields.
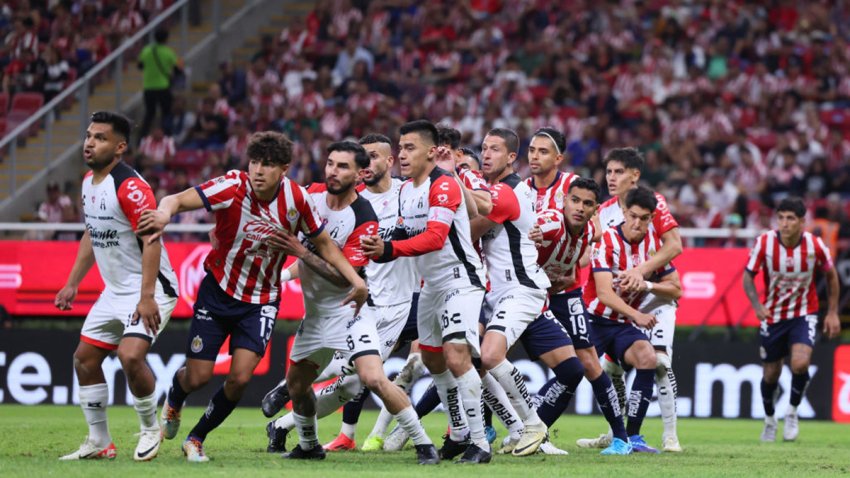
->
xmin=459 ymin=168 xmax=488 ymax=192
xmin=82 ymin=162 xmax=177 ymax=297
xmin=745 ymin=230 xmax=834 ymax=324
xmin=598 ymin=192 xmax=679 ymax=236
xmin=584 ymin=226 xmax=674 ymax=323
xmin=481 ymin=174 xmax=550 ymax=292
xmin=537 ymin=210 xmax=596 ymax=295
xmin=196 ymin=170 xmax=323 ymax=304
xmin=525 ymin=171 xmax=578 ymax=213
xmin=299 ymin=184 xmax=379 ymax=316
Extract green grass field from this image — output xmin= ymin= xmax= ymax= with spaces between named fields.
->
xmin=1 ymin=405 xmax=848 ymax=477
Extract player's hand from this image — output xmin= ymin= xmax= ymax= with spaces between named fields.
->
xmin=632 ymin=311 xmax=657 ymax=329
xmin=342 ymin=277 xmax=368 ymax=317
xmin=267 ymin=229 xmax=306 ymax=257
xmin=435 ymin=145 xmax=455 ymax=173
xmin=134 ymin=295 xmax=161 ymax=335
xmin=208 ymin=226 xmax=219 ymax=250
xmin=618 ymin=268 xmax=646 ymax=292
xmin=360 ymin=234 xmax=384 ymax=259
xmin=528 ymin=224 xmax=543 ymax=246
xmin=548 ymin=273 xmax=575 ymax=295
xmin=823 ymin=312 xmax=841 ymax=339
xmin=755 ymin=304 xmax=771 ymax=322
xmin=136 ymin=210 xmax=171 ymax=244
xmin=54 ymin=285 xmax=77 ymax=311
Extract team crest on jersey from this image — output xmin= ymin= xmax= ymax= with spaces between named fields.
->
xmin=286 ymin=207 xmax=298 ymax=222
xmin=191 ymin=335 xmax=203 ymax=353
xmin=786 ymin=257 xmax=794 ymax=269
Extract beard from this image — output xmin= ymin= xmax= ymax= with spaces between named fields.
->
xmin=362 ymin=168 xmax=386 ymax=186
xmin=326 ymin=180 xmax=354 ymax=195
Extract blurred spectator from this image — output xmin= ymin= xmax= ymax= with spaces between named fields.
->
xmin=41 ymin=46 xmax=70 ymax=102
xmin=333 ymin=36 xmax=374 ymax=86
xmin=107 ymin=2 xmax=145 ymax=49
xmin=164 ymin=95 xmax=196 ymax=145
xmin=224 ymin=119 xmax=250 ymax=167
xmin=185 ymin=97 xmax=228 ymax=149
xmin=138 ymin=27 xmax=182 ymax=139
xmin=138 ymin=125 xmax=176 ymax=169
xmin=218 ymin=61 xmax=247 ymax=105
xmin=33 ymin=181 xmax=75 ymax=241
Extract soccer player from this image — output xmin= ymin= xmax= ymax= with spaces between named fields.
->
xmin=361 ymin=120 xmax=491 ymax=464
xmin=579 ymin=147 xmax=684 ymax=453
xmin=584 ymin=186 xmax=682 ymax=453
xmin=267 ymin=141 xmax=437 ymax=464
xmin=136 ymin=131 xmax=369 ymax=462
xmin=458 ymin=147 xmax=481 ymax=172
xmin=56 ymin=111 xmax=178 ymax=462
xmin=743 ymin=197 xmax=840 ymax=442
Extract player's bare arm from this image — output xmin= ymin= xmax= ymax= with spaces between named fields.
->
xmin=528 ymin=223 xmax=543 ymax=246
xmin=267 ymin=230 xmax=350 ymax=288
xmin=136 ymin=187 xmax=205 ymax=243
xmin=309 ymin=229 xmax=368 ymax=315
xmin=469 ymin=215 xmax=497 ymax=242
xmin=742 ymin=269 xmax=771 ymax=321
xmin=634 ymin=270 xmax=682 ymax=302
xmin=823 ymin=267 xmax=841 ymax=339
xmin=134 ymin=232 xmax=163 ymax=334
xmin=54 ymin=229 xmax=96 ymax=311
xmin=594 ymin=270 xmax=657 ymax=329
xmin=469 ymin=188 xmax=492 ymax=216
xmin=621 ymin=227 xmax=683 ymax=290
xmin=548 ymin=272 xmax=576 ymax=295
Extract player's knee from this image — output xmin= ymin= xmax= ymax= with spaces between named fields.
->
xmin=634 ymin=345 xmax=657 ymax=369
xmin=72 ymin=351 xmax=99 ymax=378
xmin=225 ymin=370 xmax=252 ymax=392
xmin=184 ymin=369 xmax=212 ymax=391
xmin=444 ymin=354 xmax=470 ymax=376
xmin=479 ymin=349 xmax=504 ymax=371
xmin=790 ymin=360 xmax=809 ymax=375
xmin=117 ymin=348 xmax=144 ymax=371
xmin=360 ymin=373 xmax=388 ymax=394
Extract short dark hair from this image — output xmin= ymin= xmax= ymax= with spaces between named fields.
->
xmin=604 ymin=147 xmax=644 ymax=171
xmin=90 ymin=111 xmax=131 ymax=141
xmin=460 ymin=147 xmax=480 ymax=167
xmin=328 ymin=141 xmax=370 ymax=169
xmin=399 ymin=119 xmax=438 ymax=146
xmin=246 ymin=131 xmax=293 ymax=166
xmin=437 ymin=126 xmax=461 ymax=150
xmin=359 ymin=133 xmax=392 ymax=147
xmin=533 ymin=127 xmax=566 ymax=154
xmin=568 ymin=177 xmax=600 ymax=203
xmin=777 ymin=197 xmax=806 ymax=218
xmin=486 ymin=127 xmax=520 ymax=153
xmin=624 ymin=186 xmax=658 ymax=212
xmin=154 ymin=27 xmax=169 ymax=44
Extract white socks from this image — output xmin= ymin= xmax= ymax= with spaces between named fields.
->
xmin=292 ymin=412 xmax=319 ymax=449
xmin=481 ymin=372 xmax=523 ymax=436
xmin=395 ymin=406 xmax=432 ymax=446
xmin=432 ymin=370 xmax=469 ymax=441
xmin=79 ymin=383 xmax=111 ymax=448
xmin=655 ymin=351 xmax=678 ymax=440
xmin=489 ymin=359 xmax=542 ymax=427
xmin=455 ymin=367 xmax=488 ymax=449
xmin=132 ymin=392 xmax=159 ymax=432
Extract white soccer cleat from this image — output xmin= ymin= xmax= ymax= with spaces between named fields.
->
xmin=497 ymin=434 xmax=520 ymax=454
xmin=662 ymin=436 xmax=683 ymax=452
xmin=160 ymin=401 xmax=182 ymax=440
xmin=576 ymin=432 xmax=612 ymax=449
xmin=783 ymin=411 xmax=799 ymax=442
xmin=382 ymin=425 xmax=410 ymax=451
xmin=761 ymin=416 xmax=777 ymax=442
xmin=538 ymin=439 xmax=569 ymax=455
xmin=512 ymin=422 xmax=548 ymax=456
xmin=134 ymin=429 xmax=162 ymax=461
xmin=59 ymin=436 xmax=117 ymax=460
xmin=182 ymin=437 xmax=210 ymax=463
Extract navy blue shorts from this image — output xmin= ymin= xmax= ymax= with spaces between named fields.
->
xmin=759 ymin=315 xmax=817 ymax=362
xmin=519 ymin=312 xmax=573 ymax=361
xmin=589 ymin=315 xmax=650 ymax=365
xmin=548 ymin=290 xmax=594 ymax=350
xmin=396 ymin=292 xmax=420 ymax=346
xmin=186 ymin=273 xmax=280 ymax=361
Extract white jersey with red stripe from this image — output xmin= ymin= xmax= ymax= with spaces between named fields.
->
xmin=195 ymin=170 xmax=323 ymax=304
xmin=746 ymin=230 xmax=834 ymax=324
xmin=598 ymin=192 xmax=679 ymax=236
xmin=359 ymin=178 xmax=416 ymax=306
xmin=525 ymin=171 xmax=578 ymax=212
xmin=393 ymin=167 xmax=485 ymax=290
xmin=299 ymin=184 xmax=379 ymax=316
xmin=82 ymin=162 xmax=177 ymax=297
xmin=481 ymin=173 xmax=550 ymax=292
xmin=584 ymin=226 xmax=675 ymax=323
xmin=536 ymin=210 xmax=596 ymax=295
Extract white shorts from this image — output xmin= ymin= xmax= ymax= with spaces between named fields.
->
xmin=364 ymin=302 xmax=412 ymax=359
xmin=417 ymin=285 xmax=484 ymax=356
xmin=484 ymin=286 xmax=548 ymax=349
xmin=80 ymin=289 xmax=177 ymax=350
xmin=639 ymin=301 xmax=677 ymax=356
xmin=290 ymin=308 xmax=381 ymax=372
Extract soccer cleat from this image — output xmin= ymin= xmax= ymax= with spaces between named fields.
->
xmin=484 ymin=425 xmax=497 ymax=444
xmin=576 ymin=432 xmax=612 ymax=449
xmin=761 ymin=416 xmax=777 ymax=442
xmin=266 ymin=421 xmax=289 ymax=453
xmin=383 ymin=424 xmax=410 ymax=451
xmin=324 ymin=432 xmax=356 ymax=451
xmin=538 ymin=439 xmax=569 ymax=455
xmin=439 ymin=434 xmax=470 ymax=460
xmin=512 ymin=422 xmax=548 ymax=457
xmin=497 ymin=434 xmax=520 ymax=454
xmin=361 ymin=434 xmax=385 ymax=452
xmin=282 ymin=444 xmax=326 ymax=460
xmin=783 ymin=411 xmax=799 ymax=442
xmin=662 ymin=436 xmax=683 ymax=452
xmin=262 ymin=380 xmax=291 ymax=418
xmin=160 ymin=400 xmax=182 ymax=440
xmin=394 ymin=357 xmax=418 ymax=391
xmin=629 ymin=435 xmax=660 ymax=454
xmin=415 ymin=444 xmax=440 ymax=465
xmin=182 ymin=436 xmax=209 ymax=463
xmin=133 ymin=429 xmax=162 ymax=461
xmin=59 ymin=437 xmax=116 ymax=460
xmin=600 ymin=437 xmax=632 ymax=455
xmin=456 ymin=443 xmax=492 ymax=464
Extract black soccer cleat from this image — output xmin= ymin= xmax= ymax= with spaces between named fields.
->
xmin=262 ymin=381 xmax=290 ymax=418
xmin=281 ymin=444 xmax=326 ymax=460
xmin=415 ymin=444 xmax=440 ymax=465
xmin=438 ymin=434 xmax=470 ymax=460
xmin=456 ymin=443 xmax=492 ymax=464
xmin=266 ymin=421 xmax=289 ymax=453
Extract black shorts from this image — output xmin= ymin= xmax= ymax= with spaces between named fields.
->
xmin=589 ymin=314 xmax=650 ymax=365
xmin=759 ymin=315 xmax=817 ymax=362
xmin=547 ymin=289 xmax=594 ymax=350
xmin=396 ymin=292 xmax=420 ymax=346
xmin=519 ymin=312 xmax=573 ymax=361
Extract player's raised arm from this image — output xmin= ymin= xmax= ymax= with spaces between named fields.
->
xmin=309 ymin=229 xmax=368 ymax=314
xmin=267 ymin=229 xmax=349 ymax=287
xmin=136 ymin=187 xmax=205 ymax=243
xmin=54 ymin=229 xmax=95 ymax=311
xmin=638 ymin=269 xmax=682 ymax=302
xmin=593 ymin=270 xmax=656 ymax=329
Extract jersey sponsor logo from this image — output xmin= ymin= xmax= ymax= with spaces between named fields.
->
xmin=437 ymin=193 xmax=448 ymax=204
xmin=243 ymin=220 xmax=280 ymax=241
xmin=87 ymin=224 xmax=120 ymax=248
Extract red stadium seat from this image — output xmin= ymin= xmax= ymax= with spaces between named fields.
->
xmin=10 ymin=92 xmax=44 ymax=114
xmin=172 ymin=149 xmax=208 ymax=172
xmin=529 ymin=85 xmax=550 ymax=102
